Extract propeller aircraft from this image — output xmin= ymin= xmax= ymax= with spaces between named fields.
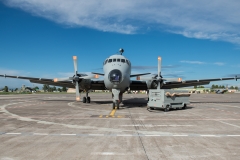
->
xmin=1 ymin=48 xmax=239 ymax=109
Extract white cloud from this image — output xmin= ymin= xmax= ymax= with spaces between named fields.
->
xmin=3 ymin=0 xmax=240 ymax=44
xmin=214 ymin=62 xmax=225 ymax=66
xmin=180 ymin=60 xmax=205 ymax=64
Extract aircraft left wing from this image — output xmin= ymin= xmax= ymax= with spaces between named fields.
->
xmin=130 ymin=77 xmax=239 ymax=90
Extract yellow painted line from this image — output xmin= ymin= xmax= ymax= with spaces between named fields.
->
xmin=109 ymin=108 xmax=116 ymax=116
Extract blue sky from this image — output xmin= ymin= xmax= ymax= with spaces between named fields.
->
xmin=0 ymin=0 xmax=240 ymax=89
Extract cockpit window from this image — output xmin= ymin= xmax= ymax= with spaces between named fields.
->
xmin=113 ymin=59 xmax=116 ymax=62
xmin=108 ymin=59 xmax=112 ymax=63
xmin=121 ymin=59 xmax=125 ymax=63
xmin=126 ymin=60 xmax=129 ymax=65
xmin=104 ymin=59 xmax=108 ymax=64
xmin=117 ymin=59 xmax=120 ymax=62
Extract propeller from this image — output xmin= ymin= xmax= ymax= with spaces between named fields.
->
xmin=137 ymin=56 xmax=182 ymax=89
xmin=53 ymin=56 xmax=99 ymax=101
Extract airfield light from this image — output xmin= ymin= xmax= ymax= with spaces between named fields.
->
xmin=158 ymin=56 xmax=161 ymax=60
xmin=76 ymin=97 xmax=80 ymax=101
xmin=54 ymin=78 xmax=58 ymax=82
xmin=73 ymin=56 xmax=77 ymax=60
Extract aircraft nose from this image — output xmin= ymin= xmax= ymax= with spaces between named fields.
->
xmin=108 ymin=69 xmax=122 ymax=83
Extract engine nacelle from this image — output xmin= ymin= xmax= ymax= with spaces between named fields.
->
xmin=78 ymin=79 xmax=92 ymax=91
xmin=146 ymin=80 xmax=163 ymax=89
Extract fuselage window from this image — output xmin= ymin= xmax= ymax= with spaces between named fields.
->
xmin=113 ymin=59 xmax=116 ymax=62
xmin=121 ymin=59 xmax=125 ymax=63
xmin=117 ymin=59 xmax=120 ymax=62
xmin=108 ymin=59 xmax=112 ymax=63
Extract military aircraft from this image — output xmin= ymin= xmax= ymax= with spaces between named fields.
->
xmin=0 ymin=48 xmax=239 ymax=109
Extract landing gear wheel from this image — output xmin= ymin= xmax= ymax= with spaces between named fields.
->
xmin=87 ymin=97 xmax=91 ymax=103
xmin=117 ymin=102 xmax=120 ymax=110
xmin=83 ymin=97 xmax=86 ymax=103
xmin=150 ymin=107 xmax=154 ymax=110
xmin=112 ymin=103 xmax=116 ymax=109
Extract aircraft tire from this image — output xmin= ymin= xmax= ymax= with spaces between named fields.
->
xmin=112 ymin=103 xmax=115 ymax=109
xmin=117 ymin=103 xmax=119 ymax=110
xmin=87 ymin=97 xmax=91 ymax=103
xmin=83 ymin=97 xmax=86 ymax=103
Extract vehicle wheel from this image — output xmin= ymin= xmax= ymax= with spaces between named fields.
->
xmin=87 ymin=97 xmax=91 ymax=103
xmin=83 ymin=97 xmax=86 ymax=103
xmin=183 ymin=104 xmax=187 ymax=109
xmin=164 ymin=105 xmax=170 ymax=112
xmin=112 ymin=103 xmax=115 ymax=109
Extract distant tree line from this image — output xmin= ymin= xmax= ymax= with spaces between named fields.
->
xmin=42 ymin=84 xmax=67 ymax=92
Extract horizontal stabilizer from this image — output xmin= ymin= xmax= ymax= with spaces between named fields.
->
xmin=130 ymin=73 xmax=151 ymax=77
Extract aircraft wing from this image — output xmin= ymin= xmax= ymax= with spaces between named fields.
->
xmin=130 ymin=77 xmax=239 ymax=90
xmin=0 ymin=74 xmax=75 ymax=88
xmin=0 ymin=74 xmax=106 ymax=90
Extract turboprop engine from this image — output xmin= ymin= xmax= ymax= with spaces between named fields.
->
xmin=137 ymin=57 xmax=182 ymax=89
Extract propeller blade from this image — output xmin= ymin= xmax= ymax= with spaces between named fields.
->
xmin=75 ymin=82 xmax=80 ymax=101
xmin=158 ymin=56 xmax=161 ymax=78
xmin=53 ymin=77 xmax=73 ymax=82
xmin=73 ymin=56 xmax=78 ymax=75
xmin=81 ymin=74 xmax=99 ymax=79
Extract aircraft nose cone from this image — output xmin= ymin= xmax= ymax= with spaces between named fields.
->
xmin=108 ymin=69 xmax=122 ymax=83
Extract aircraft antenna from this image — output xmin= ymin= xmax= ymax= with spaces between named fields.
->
xmin=119 ymin=48 xmax=124 ymax=55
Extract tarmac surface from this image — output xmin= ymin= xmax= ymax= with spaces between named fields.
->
xmin=0 ymin=93 xmax=240 ymax=160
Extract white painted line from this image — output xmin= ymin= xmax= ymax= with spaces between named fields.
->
xmin=33 ymin=133 xmax=48 ymax=135
xmin=60 ymin=134 xmax=76 ymax=136
xmin=227 ymin=135 xmax=240 ymax=137
xmin=92 ymin=152 xmax=115 ymax=155
xmin=89 ymin=134 xmax=104 ymax=136
xmin=200 ymin=135 xmax=216 ymax=137
xmin=145 ymin=135 xmax=161 ymax=136
xmin=116 ymin=134 xmax=133 ymax=136
xmin=173 ymin=135 xmax=188 ymax=137
xmin=6 ymin=133 xmax=21 ymax=135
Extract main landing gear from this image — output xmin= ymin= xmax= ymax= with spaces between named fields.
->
xmin=82 ymin=92 xmax=91 ymax=103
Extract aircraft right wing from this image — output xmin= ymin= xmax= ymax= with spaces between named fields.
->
xmin=130 ymin=77 xmax=239 ymax=90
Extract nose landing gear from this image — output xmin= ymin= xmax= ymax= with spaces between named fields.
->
xmin=112 ymin=89 xmax=122 ymax=109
